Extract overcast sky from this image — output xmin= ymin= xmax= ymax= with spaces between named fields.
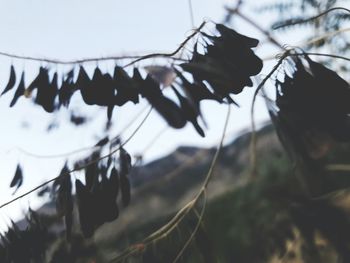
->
xmin=0 ymin=0 xmax=287 ymax=227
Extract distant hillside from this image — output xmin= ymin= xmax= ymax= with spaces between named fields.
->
xmin=92 ymin=124 xmax=286 ymax=260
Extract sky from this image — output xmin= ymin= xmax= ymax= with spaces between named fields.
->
xmin=0 ymin=0 xmax=289 ymax=226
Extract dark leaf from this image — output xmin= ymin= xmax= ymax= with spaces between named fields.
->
xmin=172 ymin=86 xmax=205 ymax=137
xmin=113 ymin=66 xmax=139 ymax=106
xmin=76 ymin=66 xmax=94 ymax=105
xmin=75 ymin=179 xmax=96 ymax=238
xmin=1 ymin=65 xmax=16 ymax=96
xmin=55 ymin=164 xmax=73 ymax=218
xmin=27 ymin=67 xmax=49 ymax=97
xmin=175 ymin=69 xmax=221 ymax=103
xmin=95 ymin=136 xmax=109 ymax=147
xmin=10 ymin=164 xmax=23 ymax=195
xmin=10 ymin=72 xmax=25 ymax=107
xmin=35 ymin=72 xmax=58 ymax=113
xmin=100 ymin=167 xmax=119 ymax=222
xmin=84 ymin=161 xmax=99 ymax=191
xmin=120 ymin=147 xmax=132 ymax=176
xmin=136 ymin=73 xmax=187 ymax=128
xmin=70 ymin=113 xmax=87 ymax=126
xmin=120 ymin=172 xmax=131 ymax=207
xmin=215 ymin=23 xmax=260 ymax=48
xmin=94 ymin=72 xmax=115 ymax=106
xmin=59 ymin=69 xmax=77 ymax=108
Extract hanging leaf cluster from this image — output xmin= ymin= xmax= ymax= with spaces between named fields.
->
xmin=275 ymin=56 xmax=350 ymax=144
xmin=34 ymin=144 xmax=132 ymax=239
xmin=75 ymin=148 xmax=131 ymax=238
xmin=182 ymin=24 xmax=263 ymax=103
xmin=0 ymin=24 xmax=263 ymax=136
xmin=0 ymin=210 xmax=48 ymax=263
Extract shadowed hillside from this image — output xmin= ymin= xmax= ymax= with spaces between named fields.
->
xmin=20 ymin=124 xmax=350 ymax=263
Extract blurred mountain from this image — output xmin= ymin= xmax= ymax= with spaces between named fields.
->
xmin=18 ymin=124 xmax=297 ymax=262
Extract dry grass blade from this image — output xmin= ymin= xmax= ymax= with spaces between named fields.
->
xmin=172 ymin=191 xmax=207 ymax=263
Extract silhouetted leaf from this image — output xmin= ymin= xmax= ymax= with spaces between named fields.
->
xmin=119 ymin=148 xmax=131 ymax=207
xmin=172 ymin=86 xmax=205 ymax=137
xmin=59 ymin=68 xmax=76 ymax=108
xmin=135 ymin=71 xmax=187 ymax=128
xmin=70 ymin=113 xmax=87 ymax=126
xmin=95 ymin=136 xmax=109 ymax=147
xmin=75 ymin=179 xmax=95 ymax=238
xmin=120 ymin=147 xmax=131 ymax=175
xmin=27 ymin=67 xmax=49 ymax=98
xmin=93 ymin=71 xmax=115 ymax=106
xmin=100 ymin=167 xmax=119 ymax=222
xmin=175 ymin=69 xmax=221 ymax=103
xmin=215 ymin=23 xmax=260 ymax=48
xmin=1 ymin=65 xmax=16 ymax=96
xmin=76 ymin=66 xmax=94 ymax=105
xmin=113 ymin=66 xmax=139 ymax=106
xmin=120 ymin=172 xmax=130 ymax=207
xmin=9 ymin=72 xmax=25 ymax=107
xmin=35 ymin=72 xmax=58 ymax=112
xmin=10 ymin=164 xmax=23 ymax=195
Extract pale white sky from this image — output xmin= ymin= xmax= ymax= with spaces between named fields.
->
xmin=0 ymin=0 xmax=292 ymax=226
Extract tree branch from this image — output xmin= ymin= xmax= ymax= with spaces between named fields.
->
xmin=272 ymin=7 xmax=350 ymax=30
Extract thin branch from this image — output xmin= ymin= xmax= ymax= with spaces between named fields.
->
xmin=250 ymin=51 xmax=290 ymax=179
xmin=122 ymin=21 xmax=206 ymax=68
xmin=290 ymin=52 xmax=350 ymax=62
xmin=202 ymin=105 xmax=231 ymax=188
xmin=172 ymin=191 xmax=207 ymax=263
xmin=272 ymin=7 xmax=350 ymax=30
xmin=262 ymin=27 xmax=350 ymax=61
xmin=301 ymin=27 xmax=350 ymax=47
xmin=0 ymin=107 xmax=153 ymax=209
xmin=188 ymin=0 xmax=195 ymax=28
xmin=0 ymin=52 xmax=184 ymax=65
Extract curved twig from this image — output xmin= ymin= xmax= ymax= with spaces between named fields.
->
xmin=0 ymin=52 xmax=186 ymax=65
xmin=250 ymin=50 xmax=290 ymax=179
xmin=290 ymin=52 xmax=350 ymax=62
xmin=172 ymin=191 xmax=207 ymax=263
xmin=122 ymin=21 xmax=206 ymax=68
xmin=273 ymin=7 xmax=350 ymax=30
